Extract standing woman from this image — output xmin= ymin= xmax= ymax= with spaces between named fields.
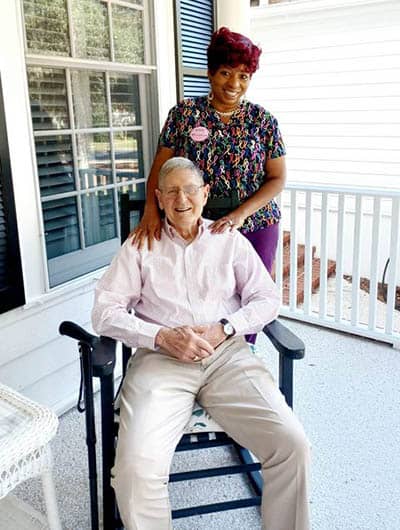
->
xmin=133 ymin=26 xmax=286 ymax=275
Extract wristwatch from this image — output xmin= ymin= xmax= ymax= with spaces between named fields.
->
xmin=219 ymin=318 xmax=235 ymax=338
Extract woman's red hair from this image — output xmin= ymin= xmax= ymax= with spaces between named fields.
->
xmin=207 ymin=27 xmax=262 ymax=75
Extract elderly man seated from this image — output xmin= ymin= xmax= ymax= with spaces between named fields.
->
xmin=92 ymin=157 xmax=310 ymax=530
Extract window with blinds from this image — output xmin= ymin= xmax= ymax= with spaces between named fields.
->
xmin=174 ymin=0 xmax=214 ymax=99
xmin=0 ymin=78 xmax=25 ymax=314
xmin=23 ymin=0 xmax=151 ymax=287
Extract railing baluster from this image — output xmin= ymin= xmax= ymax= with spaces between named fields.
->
xmin=289 ymin=190 xmax=298 ymax=311
xmin=335 ymin=193 xmax=345 ymax=322
xmin=385 ymin=198 xmax=400 ymax=335
xmin=319 ymin=193 xmax=328 ymax=318
xmin=368 ymin=197 xmax=381 ymax=331
xmin=275 ymin=193 xmax=283 ymax=295
xmin=351 ymin=195 xmax=362 ymax=327
xmin=303 ymin=191 xmax=312 ymax=315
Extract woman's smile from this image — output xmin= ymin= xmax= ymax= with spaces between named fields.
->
xmin=208 ymin=64 xmax=251 ymax=110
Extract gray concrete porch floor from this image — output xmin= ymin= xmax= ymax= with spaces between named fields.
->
xmin=14 ymin=318 xmax=400 ymax=530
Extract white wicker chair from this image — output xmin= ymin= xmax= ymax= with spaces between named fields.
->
xmin=0 ymin=383 xmax=62 ymax=529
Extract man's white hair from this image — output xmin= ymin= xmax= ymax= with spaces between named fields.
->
xmin=158 ymin=157 xmax=204 ymax=188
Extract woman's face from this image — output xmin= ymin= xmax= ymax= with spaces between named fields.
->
xmin=208 ymin=64 xmax=251 ymax=109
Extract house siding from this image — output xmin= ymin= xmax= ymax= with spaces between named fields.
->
xmin=249 ymin=0 xmax=400 ymax=283
xmin=249 ymin=0 xmax=400 ymax=189
xmin=0 ymin=276 xmax=95 ymax=412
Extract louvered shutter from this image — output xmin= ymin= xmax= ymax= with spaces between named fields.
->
xmin=175 ymin=0 xmax=214 ymax=99
xmin=0 ymin=78 xmax=25 ymax=314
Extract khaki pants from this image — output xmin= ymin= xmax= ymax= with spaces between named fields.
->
xmin=113 ymin=336 xmax=310 ymax=530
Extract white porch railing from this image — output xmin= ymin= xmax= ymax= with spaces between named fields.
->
xmin=276 ymin=183 xmax=400 ymax=347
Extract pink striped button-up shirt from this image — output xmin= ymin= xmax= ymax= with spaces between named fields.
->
xmin=92 ymin=218 xmax=280 ymax=349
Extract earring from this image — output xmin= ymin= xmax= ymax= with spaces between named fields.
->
xmin=207 ymin=91 xmax=214 ymax=103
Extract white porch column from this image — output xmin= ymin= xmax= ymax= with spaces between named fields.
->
xmin=216 ymin=0 xmax=251 ymax=36
xmin=153 ymin=0 xmax=177 ymax=125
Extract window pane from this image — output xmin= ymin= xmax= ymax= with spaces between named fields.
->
xmin=114 ymin=131 xmax=144 ymax=182
xmin=82 ymin=190 xmax=117 ymax=246
xmin=121 ymin=0 xmax=143 ymax=4
xmin=23 ymin=0 xmax=70 ymax=56
xmin=71 ymin=0 xmax=110 ymax=60
xmin=76 ymin=133 xmax=112 ymax=189
xmin=28 ymin=67 xmax=69 ymax=130
xmin=110 ymin=74 xmax=141 ymax=126
xmin=72 ymin=71 xmax=108 ymax=128
xmin=35 ymin=135 xmax=75 ymax=197
xmin=112 ymin=6 xmax=144 ymax=64
xmin=42 ymin=196 xmax=80 ymax=258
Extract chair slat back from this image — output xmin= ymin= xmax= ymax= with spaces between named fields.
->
xmin=120 ymin=194 xmax=146 ymax=242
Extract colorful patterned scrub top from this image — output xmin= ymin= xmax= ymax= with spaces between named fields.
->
xmin=158 ymin=96 xmax=286 ymax=234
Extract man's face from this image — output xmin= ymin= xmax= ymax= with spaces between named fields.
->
xmin=156 ymin=168 xmax=209 ymax=231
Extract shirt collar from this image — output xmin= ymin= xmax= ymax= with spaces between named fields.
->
xmin=163 ymin=217 xmax=206 ymax=242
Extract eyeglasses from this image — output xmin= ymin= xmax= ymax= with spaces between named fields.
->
xmin=160 ymin=185 xmax=204 ymax=198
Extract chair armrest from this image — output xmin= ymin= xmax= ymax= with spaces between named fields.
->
xmin=59 ymin=320 xmax=98 ymax=346
xmin=263 ymin=320 xmax=304 ymax=408
xmin=59 ymin=321 xmax=116 ymax=377
xmin=263 ymin=320 xmax=305 ymax=360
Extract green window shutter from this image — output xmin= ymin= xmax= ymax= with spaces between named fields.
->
xmin=175 ymin=0 xmax=214 ymax=99
xmin=0 ymin=78 xmax=25 ymax=314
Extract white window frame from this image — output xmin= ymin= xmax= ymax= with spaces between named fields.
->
xmin=21 ymin=0 xmax=158 ymax=288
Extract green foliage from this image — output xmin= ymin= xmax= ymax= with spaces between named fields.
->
xmin=23 ymin=0 xmax=145 ymax=65
xmin=24 ymin=0 xmax=70 ymax=55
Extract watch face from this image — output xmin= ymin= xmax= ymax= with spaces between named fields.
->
xmin=224 ymin=322 xmax=234 ymax=336
xmin=220 ymin=318 xmax=235 ymax=337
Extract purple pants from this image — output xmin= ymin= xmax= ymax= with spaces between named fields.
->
xmin=242 ymin=222 xmax=280 ymax=344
